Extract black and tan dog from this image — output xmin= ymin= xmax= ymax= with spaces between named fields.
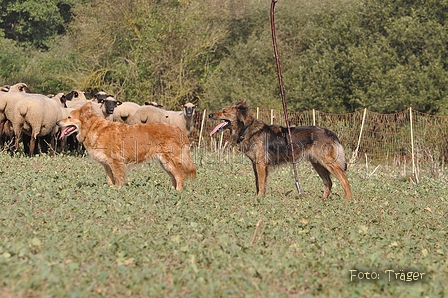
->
xmin=209 ymin=99 xmax=351 ymax=199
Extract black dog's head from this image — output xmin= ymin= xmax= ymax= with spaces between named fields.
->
xmin=208 ymin=99 xmax=249 ymax=137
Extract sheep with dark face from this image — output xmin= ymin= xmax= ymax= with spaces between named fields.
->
xmin=164 ymin=102 xmax=197 ymax=136
xmin=92 ymin=92 xmax=120 ymax=120
xmin=65 ymin=90 xmax=88 ymax=109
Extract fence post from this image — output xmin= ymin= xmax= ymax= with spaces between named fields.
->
xmin=256 ymin=107 xmax=259 ymax=119
xmin=312 ymin=109 xmax=316 ymax=126
xmin=270 ymin=109 xmax=274 ymax=124
xmin=410 ymin=107 xmax=417 ymax=179
xmin=350 ymin=108 xmax=367 ymax=164
xmin=198 ymin=109 xmax=206 ymax=149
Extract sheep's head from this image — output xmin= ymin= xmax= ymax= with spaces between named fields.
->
xmin=145 ymin=101 xmax=164 ymax=108
xmin=92 ymin=91 xmax=108 ymax=103
xmin=50 ymin=93 xmax=67 ymax=108
xmin=2 ymin=83 xmax=30 ymax=93
xmin=102 ymin=96 xmax=119 ymax=115
xmin=182 ymin=102 xmax=197 ymax=117
xmin=65 ymin=90 xmax=86 ymax=101
xmin=15 ymin=83 xmax=31 ymax=93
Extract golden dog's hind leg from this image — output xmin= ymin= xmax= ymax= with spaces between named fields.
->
xmin=103 ymin=164 xmax=115 ymax=185
xmin=159 ymin=154 xmax=185 ymax=191
xmin=108 ymin=161 xmax=127 ymax=189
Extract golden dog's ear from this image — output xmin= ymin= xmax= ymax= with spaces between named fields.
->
xmin=80 ymin=102 xmax=93 ymax=117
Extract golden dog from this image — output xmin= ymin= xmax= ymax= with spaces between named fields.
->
xmin=209 ymin=99 xmax=351 ymax=199
xmin=57 ymin=102 xmax=196 ymax=190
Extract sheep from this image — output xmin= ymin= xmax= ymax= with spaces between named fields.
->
xmin=164 ymin=102 xmax=197 ymax=136
xmin=65 ymin=90 xmax=88 ymax=109
xmin=144 ymin=101 xmax=164 ymax=108
xmin=112 ymin=101 xmax=141 ymax=124
xmin=128 ymin=105 xmax=169 ymax=125
xmin=0 ymin=83 xmax=31 ymax=148
xmin=91 ymin=92 xmax=120 ymax=120
xmin=12 ymin=93 xmax=66 ymax=156
xmin=0 ymin=83 xmax=30 ymax=93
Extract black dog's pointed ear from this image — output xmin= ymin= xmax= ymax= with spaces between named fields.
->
xmin=236 ymin=99 xmax=249 ymax=116
xmin=236 ymin=99 xmax=246 ymax=106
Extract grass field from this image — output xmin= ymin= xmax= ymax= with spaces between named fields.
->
xmin=0 ymin=149 xmax=446 ymax=297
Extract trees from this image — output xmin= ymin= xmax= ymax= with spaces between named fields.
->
xmin=205 ymin=0 xmax=448 ymax=114
xmin=68 ymin=0 xmax=230 ymax=107
xmin=0 ymin=0 xmax=76 ymax=50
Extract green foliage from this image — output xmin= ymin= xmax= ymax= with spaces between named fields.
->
xmin=205 ymin=0 xmax=448 ymax=113
xmin=0 ymin=38 xmax=28 ymax=82
xmin=67 ymin=0 xmax=229 ymax=107
xmin=0 ymin=0 xmax=76 ymax=50
xmin=0 ymin=152 xmax=447 ymax=296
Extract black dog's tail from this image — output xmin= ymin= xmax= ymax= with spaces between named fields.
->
xmin=334 ymin=140 xmax=348 ymax=171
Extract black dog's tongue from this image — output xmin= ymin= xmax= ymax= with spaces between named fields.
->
xmin=210 ymin=122 xmax=227 ymax=137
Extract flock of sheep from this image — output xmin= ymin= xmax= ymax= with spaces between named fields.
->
xmin=0 ymin=83 xmax=197 ymax=156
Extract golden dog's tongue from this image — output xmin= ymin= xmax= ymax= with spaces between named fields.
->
xmin=59 ymin=126 xmax=75 ymax=139
xmin=210 ymin=122 xmax=227 ymax=137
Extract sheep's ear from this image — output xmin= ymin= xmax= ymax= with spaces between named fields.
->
xmin=60 ymin=95 xmax=67 ymax=107
xmin=144 ymin=102 xmax=149 ymax=105
xmin=116 ymin=101 xmax=122 ymax=106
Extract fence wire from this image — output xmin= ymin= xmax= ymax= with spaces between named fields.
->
xmin=193 ymin=107 xmax=448 ymax=166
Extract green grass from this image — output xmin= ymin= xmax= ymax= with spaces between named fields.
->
xmin=0 ymin=151 xmax=446 ymax=297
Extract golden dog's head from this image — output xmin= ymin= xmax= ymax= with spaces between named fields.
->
xmin=57 ymin=102 xmax=94 ymax=139
xmin=208 ymin=99 xmax=250 ymax=137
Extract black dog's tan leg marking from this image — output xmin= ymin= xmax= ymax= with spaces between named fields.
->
xmin=325 ymin=162 xmax=352 ymax=200
xmin=253 ymin=161 xmax=268 ymax=196
xmin=310 ymin=161 xmax=332 ymax=199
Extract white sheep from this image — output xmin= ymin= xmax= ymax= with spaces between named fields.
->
xmin=164 ymin=102 xmax=197 ymax=136
xmin=112 ymin=101 xmax=140 ymax=124
xmin=0 ymin=83 xmax=32 ymax=146
xmin=128 ymin=105 xmax=169 ymax=125
xmin=12 ymin=93 xmax=66 ymax=155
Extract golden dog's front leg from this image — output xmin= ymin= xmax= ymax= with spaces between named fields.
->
xmin=108 ymin=161 xmax=127 ymax=189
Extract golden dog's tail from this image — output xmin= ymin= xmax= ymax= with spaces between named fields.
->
xmin=180 ymin=139 xmax=197 ymax=180
xmin=182 ymin=149 xmax=197 ymax=180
